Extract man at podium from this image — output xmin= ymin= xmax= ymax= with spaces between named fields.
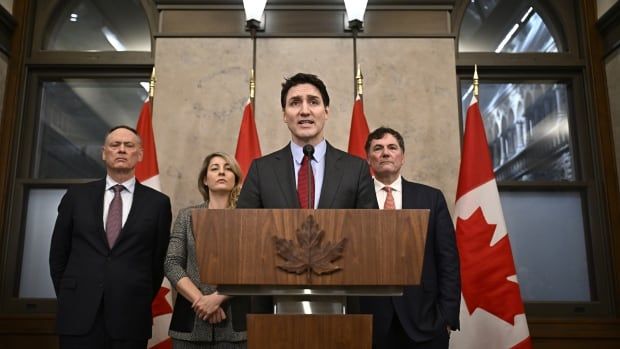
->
xmin=234 ymin=73 xmax=378 ymax=330
xmin=360 ymin=127 xmax=460 ymax=349
xmin=237 ymin=72 xmax=377 ymax=210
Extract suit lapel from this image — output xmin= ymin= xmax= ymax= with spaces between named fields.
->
xmin=402 ymin=178 xmax=419 ymax=209
xmin=119 ymin=181 xmax=144 ymax=245
xmin=93 ymin=179 xmax=111 ymax=250
xmin=272 ymin=145 xmax=299 ymax=208
xmin=318 ymin=143 xmax=342 ymax=208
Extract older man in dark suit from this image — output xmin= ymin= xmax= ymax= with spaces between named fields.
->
xmin=49 ymin=125 xmax=172 ymax=349
xmin=359 ymin=127 xmax=460 ymax=349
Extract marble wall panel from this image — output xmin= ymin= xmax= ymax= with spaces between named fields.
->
xmin=597 ymin=0 xmax=617 ymax=18
xmin=0 ymin=0 xmax=11 ymax=14
xmin=358 ymin=38 xmax=460 ymax=208
xmin=153 ymin=38 xmax=252 ymax=213
xmin=254 ymin=38 xmax=354 ymax=154
xmin=154 ymin=37 xmax=460 ymax=214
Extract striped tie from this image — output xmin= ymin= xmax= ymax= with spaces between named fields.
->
xmin=106 ymin=184 xmax=125 ymax=247
xmin=297 ymin=155 xmax=314 ymax=208
xmin=383 ymin=186 xmax=395 ymax=210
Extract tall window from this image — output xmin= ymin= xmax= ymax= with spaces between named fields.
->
xmin=459 ymin=1 xmax=562 ymax=53
xmin=457 ymin=0 xmax=612 ymax=315
xmin=1 ymin=0 xmax=154 ymax=312
xmin=44 ymin=0 xmax=151 ymax=52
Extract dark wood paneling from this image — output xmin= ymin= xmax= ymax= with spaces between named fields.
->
xmin=0 ymin=335 xmax=58 ymax=349
xmin=160 ymin=10 xmax=246 ymax=35
xmin=0 ymin=0 xmax=31 ymax=314
xmin=247 ymin=314 xmax=372 ymax=349
xmin=0 ymin=4 xmax=15 ymax=55
xmin=157 ymin=5 xmax=453 ymax=37
xmin=155 ymin=0 xmax=455 ymax=5
xmin=581 ymin=0 xmax=620 ymax=318
xmin=363 ymin=10 xmax=450 ymax=35
xmin=596 ymin=1 xmax=620 ymax=56
xmin=530 ymin=318 xmax=620 ymax=338
xmin=0 ymin=315 xmax=57 ymax=348
xmin=264 ymin=10 xmax=346 ymax=35
xmin=533 ymin=339 xmax=620 ymax=349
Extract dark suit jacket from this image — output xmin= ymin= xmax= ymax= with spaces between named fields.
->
xmin=49 ymin=178 xmax=172 ymax=340
xmin=237 ymin=142 xmax=377 ymax=209
xmin=232 ymin=142 xmax=378 ymax=330
xmin=359 ymin=178 xmax=460 ymax=343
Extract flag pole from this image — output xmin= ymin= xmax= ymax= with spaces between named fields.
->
xmin=149 ymin=67 xmax=156 ymax=100
xmin=352 ymin=25 xmax=358 ymax=96
xmin=473 ymin=64 xmax=479 ymax=98
xmin=347 ymin=64 xmax=370 ymax=160
xmin=249 ymin=68 xmax=255 ymax=106
xmin=355 ymin=64 xmax=363 ymax=99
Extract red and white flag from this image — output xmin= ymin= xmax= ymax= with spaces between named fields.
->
xmin=235 ymin=98 xmax=261 ymax=178
xmin=135 ymin=98 xmax=174 ymax=349
xmin=450 ymin=96 xmax=532 ymax=349
xmin=347 ymin=94 xmax=370 ymax=159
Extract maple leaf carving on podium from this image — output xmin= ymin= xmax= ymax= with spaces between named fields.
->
xmin=273 ymin=215 xmax=347 ymax=281
xmin=456 ymin=206 xmax=524 ymax=325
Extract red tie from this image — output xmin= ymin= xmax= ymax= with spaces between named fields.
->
xmin=383 ymin=186 xmax=396 ymax=210
xmin=106 ymin=184 xmax=124 ymax=247
xmin=297 ymin=155 xmax=314 ymax=208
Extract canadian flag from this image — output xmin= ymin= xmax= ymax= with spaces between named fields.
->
xmin=347 ymin=94 xmax=370 ymax=160
xmin=235 ymin=98 xmax=261 ymax=178
xmin=135 ymin=99 xmax=174 ymax=349
xmin=450 ymin=96 xmax=532 ymax=349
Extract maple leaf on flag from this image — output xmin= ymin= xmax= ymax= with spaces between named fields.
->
xmin=456 ymin=207 xmax=524 ymax=325
xmin=273 ymin=215 xmax=347 ymax=280
xmin=151 ymin=286 xmax=173 ymax=318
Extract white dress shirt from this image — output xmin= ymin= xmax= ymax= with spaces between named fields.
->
xmin=103 ymin=175 xmax=136 ymax=230
xmin=374 ymin=176 xmax=403 ymax=210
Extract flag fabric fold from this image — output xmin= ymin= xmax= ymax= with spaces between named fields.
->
xmin=235 ymin=98 xmax=262 ymax=178
xmin=347 ymin=94 xmax=370 ymax=159
xmin=135 ymin=98 xmax=173 ymax=349
xmin=450 ymin=96 xmax=532 ymax=349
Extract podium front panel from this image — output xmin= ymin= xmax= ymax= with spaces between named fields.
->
xmin=193 ymin=209 xmax=429 ymax=286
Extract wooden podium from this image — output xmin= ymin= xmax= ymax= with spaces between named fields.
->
xmin=192 ymin=209 xmax=429 ymax=349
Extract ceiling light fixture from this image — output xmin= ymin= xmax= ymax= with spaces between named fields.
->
xmin=243 ymin=0 xmax=267 ymax=32
xmin=344 ymin=0 xmax=368 ymax=32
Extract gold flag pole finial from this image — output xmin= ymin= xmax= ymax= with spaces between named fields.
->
xmin=473 ymin=64 xmax=479 ymax=98
xmin=249 ymin=69 xmax=255 ymax=100
xmin=355 ymin=64 xmax=363 ymax=96
xmin=149 ymin=68 xmax=156 ymax=99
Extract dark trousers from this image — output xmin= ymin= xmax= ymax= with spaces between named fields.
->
xmin=59 ymin=303 xmax=148 ymax=349
xmin=373 ymin=315 xmax=449 ymax=349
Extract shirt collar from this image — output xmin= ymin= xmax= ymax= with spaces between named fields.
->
xmin=106 ymin=175 xmax=136 ymax=193
xmin=290 ymin=139 xmax=327 ymax=165
xmin=373 ymin=176 xmax=402 ymax=193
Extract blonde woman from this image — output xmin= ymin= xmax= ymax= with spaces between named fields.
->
xmin=164 ymin=152 xmax=246 ymax=349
